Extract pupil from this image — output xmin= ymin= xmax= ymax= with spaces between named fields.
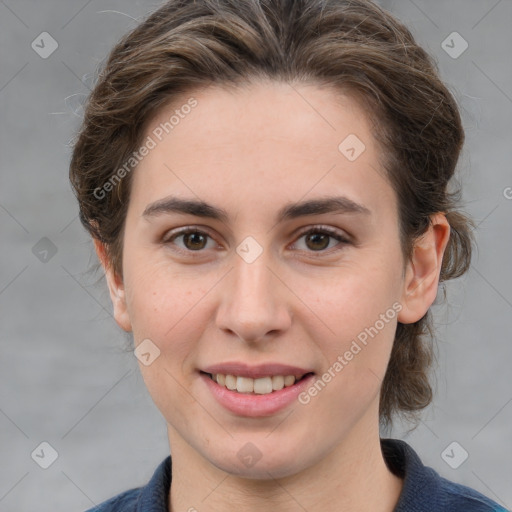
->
xmin=307 ymin=233 xmax=329 ymax=251
xmin=185 ymin=232 xmax=206 ymax=250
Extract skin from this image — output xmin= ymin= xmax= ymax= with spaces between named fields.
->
xmin=94 ymin=80 xmax=450 ymax=512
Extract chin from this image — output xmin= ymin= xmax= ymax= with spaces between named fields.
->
xmin=202 ymin=437 xmax=318 ymax=481
xmin=212 ymin=453 xmax=305 ymax=480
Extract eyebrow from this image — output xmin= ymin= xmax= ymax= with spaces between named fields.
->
xmin=142 ymin=195 xmax=371 ymax=223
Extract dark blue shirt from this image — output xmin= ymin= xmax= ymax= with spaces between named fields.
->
xmin=85 ymin=439 xmax=509 ymax=511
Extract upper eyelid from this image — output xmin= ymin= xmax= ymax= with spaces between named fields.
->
xmin=163 ymin=226 xmax=216 ymax=242
xmin=294 ymin=225 xmax=350 ymax=239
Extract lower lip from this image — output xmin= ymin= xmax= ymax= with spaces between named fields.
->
xmin=200 ymin=372 xmax=315 ymax=417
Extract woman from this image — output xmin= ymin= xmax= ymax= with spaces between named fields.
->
xmin=69 ymin=0 xmax=508 ymax=510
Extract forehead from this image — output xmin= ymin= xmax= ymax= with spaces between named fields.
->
xmin=129 ymin=81 xmax=396 ymax=222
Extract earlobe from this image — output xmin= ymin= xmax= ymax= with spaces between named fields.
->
xmin=93 ymin=239 xmax=132 ymax=332
xmin=398 ymin=214 xmax=451 ymax=324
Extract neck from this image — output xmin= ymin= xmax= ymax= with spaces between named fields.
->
xmin=167 ymin=411 xmax=402 ymax=512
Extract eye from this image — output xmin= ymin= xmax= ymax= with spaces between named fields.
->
xmin=292 ymin=226 xmax=351 ymax=254
xmin=163 ymin=227 xmax=217 ymax=253
xmin=162 ymin=225 xmax=351 ymax=256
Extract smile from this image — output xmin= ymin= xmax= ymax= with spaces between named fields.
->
xmin=200 ymin=371 xmax=316 ymax=417
xmin=205 ymin=372 xmax=311 ymax=395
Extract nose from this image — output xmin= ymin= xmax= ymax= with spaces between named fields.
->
xmin=215 ymin=248 xmax=292 ymax=344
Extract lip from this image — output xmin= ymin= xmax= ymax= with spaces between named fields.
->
xmin=200 ymin=371 xmax=316 ymax=417
xmin=201 ymin=362 xmax=314 ymax=379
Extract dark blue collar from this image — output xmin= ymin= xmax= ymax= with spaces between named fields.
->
xmin=127 ymin=438 xmax=506 ymax=512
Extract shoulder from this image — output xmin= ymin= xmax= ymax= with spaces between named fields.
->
xmin=84 ymin=488 xmax=141 ymax=511
xmin=381 ymin=438 xmax=509 ymax=512
xmin=438 ymin=476 xmax=509 ymax=511
xmin=83 ymin=455 xmax=172 ymax=512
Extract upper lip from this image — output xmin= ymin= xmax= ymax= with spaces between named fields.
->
xmin=201 ymin=362 xmax=315 ymax=379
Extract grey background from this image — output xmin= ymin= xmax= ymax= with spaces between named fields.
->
xmin=1 ymin=0 xmax=511 ymax=510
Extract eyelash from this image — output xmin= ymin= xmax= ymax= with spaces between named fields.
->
xmin=162 ymin=225 xmax=351 ymax=257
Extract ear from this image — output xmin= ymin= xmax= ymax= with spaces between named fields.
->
xmin=398 ymin=213 xmax=451 ymax=324
xmin=93 ymin=238 xmax=132 ymax=332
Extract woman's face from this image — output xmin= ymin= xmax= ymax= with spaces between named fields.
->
xmin=100 ymin=81 xmax=438 ymax=478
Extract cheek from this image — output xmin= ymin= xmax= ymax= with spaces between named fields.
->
xmin=298 ymin=286 xmax=400 ymax=434
xmin=123 ymin=266 xmax=212 ymax=416
xmin=310 ymin=262 xmax=401 ymax=332
xmin=123 ymin=259 xmax=216 ymax=364
xmin=303 ymin=262 xmax=402 ymax=385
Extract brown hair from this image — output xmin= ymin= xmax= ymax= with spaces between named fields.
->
xmin=69 ymin=0 xmax=473 ymax=426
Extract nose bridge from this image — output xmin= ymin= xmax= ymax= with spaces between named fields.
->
xmin=234 ymin=252 xmax=273 ymax=305
xmin=216 ymin=244 xmax=290 ymax=342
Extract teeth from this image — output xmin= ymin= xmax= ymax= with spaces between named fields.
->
xmin=272 ymin=375 xmax=284 ymax=391
xmin=236 ymin=376 xmax=254 ymax=393
xmin=253 ymin=377 xmax=272 ymax=394
xmin=212 ymin=373 xmax=303 ymax=395
xmin=225 ymin=374 xmax=237 ymax=391
xmin=284 ymin=375 xmax=295 ymax=386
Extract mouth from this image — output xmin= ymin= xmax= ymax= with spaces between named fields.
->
xmin=199 ymin=365 xmax=317 ymax=417
xmin=200 ymin=371 xmax=315 ymax=396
